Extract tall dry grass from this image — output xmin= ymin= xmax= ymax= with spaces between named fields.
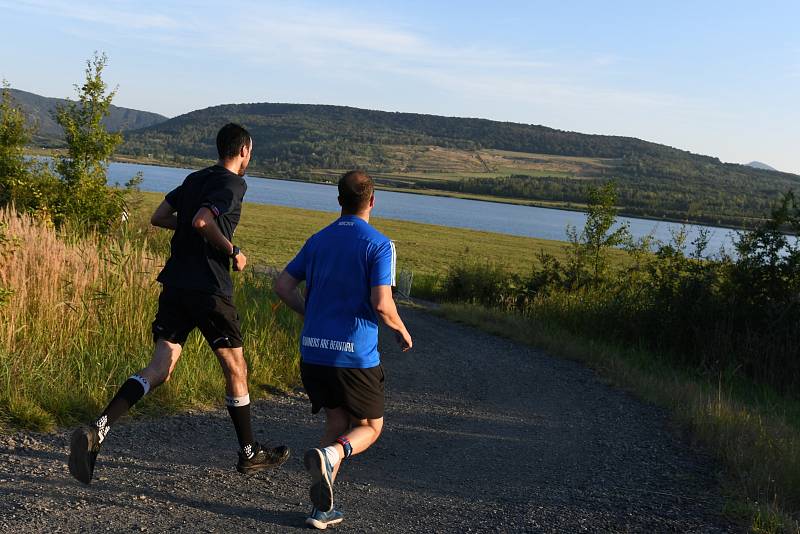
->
xmin=0 ymin=207 xmax=301 ymax=430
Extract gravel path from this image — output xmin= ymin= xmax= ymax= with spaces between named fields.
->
xmin=0 ymin=307 xmax=739 ymax=532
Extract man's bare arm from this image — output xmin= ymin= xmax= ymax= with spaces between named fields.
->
xmin=150 ymin=200 xmax=177 ymax=230
xmin=192 ymin=207 xmax=247 ymax=271
xmin=371 ymin=285 xmax=412 ymax=351
xmin=274 ymin=270 xmax=305 ymax=316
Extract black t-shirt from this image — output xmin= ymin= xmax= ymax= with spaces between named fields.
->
xmin=157 ymin=165 xmax=247 ymax=296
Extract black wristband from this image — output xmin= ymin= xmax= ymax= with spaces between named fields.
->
xmin=230 ymin=245 xmax=240 ymax=258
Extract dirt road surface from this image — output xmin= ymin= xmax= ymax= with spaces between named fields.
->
xmin=0 ymin=307 xmax=738 ymax=532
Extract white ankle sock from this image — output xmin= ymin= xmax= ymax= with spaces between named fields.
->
xmin=322 ymin=445 xmax=341 ymax=467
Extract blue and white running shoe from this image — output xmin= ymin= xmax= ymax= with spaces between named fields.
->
xmin=305 ymin=507 xmax=344 ymax=530
xmin=303 ymin=448 xmax=334 ymax=513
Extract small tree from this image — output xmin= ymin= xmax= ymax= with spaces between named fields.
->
xmin=54 ymin=52 xmax=129 ymax=232
xmin=0 ymin=83 xmax=59 ymax=219
xmin=731 ymin=191 xmax=800 ymax=306
xmin=0 ymin=81 xmax=30 ymax=206
xmin=565 ymin=181 xmax=631 ymax=286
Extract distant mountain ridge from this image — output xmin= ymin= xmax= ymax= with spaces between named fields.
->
xmin=7 ymin=89 xmax=792 ymax=228
xmin=118 ymin=100 xmax=800 ymax=227
xmin=125 ymin=101 xmax=697 ymax=161
xmin=746 ymin=161 xmax=778 ymax=171
xmin=8 ymin=88 xmax=167 ymax=145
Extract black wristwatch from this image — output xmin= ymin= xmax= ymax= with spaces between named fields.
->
xmin=230 ymin=245 xmax=240 ymax=258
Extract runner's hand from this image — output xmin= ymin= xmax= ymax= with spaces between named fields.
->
xmin=395 ymin=329 xmax=413 ymax=352
xmin=233 ymin=251 xmax=247 ymax=272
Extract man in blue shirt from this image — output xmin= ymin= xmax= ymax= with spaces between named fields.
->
xmin=274 ymin=170 xmax=412 ymax=530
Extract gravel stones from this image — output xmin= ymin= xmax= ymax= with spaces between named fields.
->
xmin=0 ymin=307 xmax=739 ymax=532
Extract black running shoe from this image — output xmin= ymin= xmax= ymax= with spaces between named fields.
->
xmin=68 ymin=426 xmax=102 ymax=484
xmin=236 ymin=442 xmax=291 ymax=473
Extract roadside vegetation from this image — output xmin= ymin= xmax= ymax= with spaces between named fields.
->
xmin=418 ymin=182 xmax=800 ymax=532
xmin=0 ymin=206 xmax=300 ymax=430
xmin=0 ymin=56 xmax=301 ymax=431
xmin=1 ymin=58 xmax=140 ymax=232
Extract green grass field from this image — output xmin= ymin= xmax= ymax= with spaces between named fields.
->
xmin=138 ymin=190 xmax=610 ymax=278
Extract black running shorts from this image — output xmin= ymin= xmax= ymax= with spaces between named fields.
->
xmin=151 ymin=285 xmax=243 ymax=349
xmin=300 ymin=362 xmax=385 ymax=420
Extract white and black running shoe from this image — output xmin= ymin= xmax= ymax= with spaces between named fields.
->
xmin=236 ymin=442 xmax=291 ymax=473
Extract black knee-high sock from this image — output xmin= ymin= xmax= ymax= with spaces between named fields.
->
xmin=94 ymin=375 xmax=150 ymax=438
xmin=226 ymin=394 xmax=255 ymax=456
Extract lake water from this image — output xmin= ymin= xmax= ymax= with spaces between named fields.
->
xmin=107 ymin=161 xmax=741 ymax=255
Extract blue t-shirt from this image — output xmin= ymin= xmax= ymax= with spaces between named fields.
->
xmin=285 ymin=215 xmax=396 ymax=368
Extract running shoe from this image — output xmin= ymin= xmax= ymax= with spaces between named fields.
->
xmin=68 ymin=425 xmax=102 ymax=484
xmin=303 ymin=448 xmax=334 ymax=513
xmin=236 ymin=442 xmax=291 ymax=473
xmin=305 ymin=507 xmax=343 ymax=530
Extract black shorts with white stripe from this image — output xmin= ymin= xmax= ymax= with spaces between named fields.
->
xmin=151 ymin=285 xmax=243 ymax=349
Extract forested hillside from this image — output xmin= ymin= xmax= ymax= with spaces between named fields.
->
xmin=10 ymin=88 xmax=167 ymax=145
xmin=121 ymin=102 xmax=800 ymax=227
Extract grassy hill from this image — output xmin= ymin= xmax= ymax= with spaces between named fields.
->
xmin=119 ymin=102 xmax=800 ymax=228
xmin=9 ymin=88 xmax=167 ymax=146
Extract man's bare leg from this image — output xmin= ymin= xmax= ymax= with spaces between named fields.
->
xmin=215 ymin=346 xmax=255 ymax=455
xmin=214 ymin=346 xmax=249 ymax=397
xmin=320 ymin=408 xmax=383 ymax=482
xmin=68 ymin=339 xmax=181 ymax=484
xmin=215 ymin=346 xmax=290 ymax=470
xmin=98 ymin=338 xmax=182 ymax=434
xmin=304 ymin=407 xmax=384 ymax=511
xmin=140 ymin=339 xmax=183 ymax=386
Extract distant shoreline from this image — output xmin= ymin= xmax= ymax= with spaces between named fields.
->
xmin=26 ymin=148 xmax=761 ymax=233
xmin=110 ymin=155 xmax=756 ymax=234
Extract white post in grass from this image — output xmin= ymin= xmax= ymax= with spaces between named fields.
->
xmin=396 ymin=269 xmax=413 ymax=300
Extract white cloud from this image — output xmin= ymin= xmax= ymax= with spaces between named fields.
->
xmin=1 ymin=0 xmax=667 ymax=110
xmin=178 ymin=3 xmax=551 ymax=74
xmin=2 ymin=0 xmax=710 ymax=136
xmin=0 ymin=0 xmax=178 ymax=29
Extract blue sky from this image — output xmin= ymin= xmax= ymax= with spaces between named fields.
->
xmin=1 ymin=0 xmax=799 ymax=173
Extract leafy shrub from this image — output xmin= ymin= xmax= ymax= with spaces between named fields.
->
xmin=435 ymin=184 xmax=800 ymax=395
xmin=0 ymin=54 xmax=139 ymax=233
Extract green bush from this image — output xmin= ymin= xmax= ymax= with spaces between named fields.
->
xmin=0 ymin=54 xmax=138 ymax=233
xmin=434 ymin=184 xmax=800 ymax=396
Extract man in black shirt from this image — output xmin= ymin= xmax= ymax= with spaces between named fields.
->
xmin=68 ymin=124 xmax=289 ymax=485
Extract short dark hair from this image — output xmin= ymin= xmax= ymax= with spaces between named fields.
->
xmin=338 ymin=170 xmax=374 ymax=213
xmin=216 ymin=123 xmax=251 ymax=160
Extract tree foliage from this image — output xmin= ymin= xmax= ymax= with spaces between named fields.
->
xmin=437 ymin=187 xmax=800 ymax=395
xmin=53 ymin=53 xmax=133 ymax=231
xmin=565 ymin=182 xmax=631 ymax=285
xmin=0 ymin=82 xmax=59 ymax=218
xmin=0 ymin=81 xmax=31 ymax=205
xmin=0 ymin=53 xmax=137 ymax=232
